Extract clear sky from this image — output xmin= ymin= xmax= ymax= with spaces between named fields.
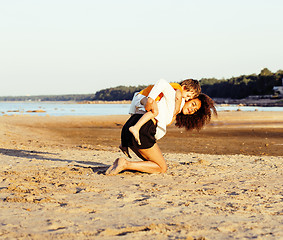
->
xmin=0 ymin=0 xmax=282 ymax=96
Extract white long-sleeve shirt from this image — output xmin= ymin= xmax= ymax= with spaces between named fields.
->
xmin=129 ymin=79 xmax=185 ymax=140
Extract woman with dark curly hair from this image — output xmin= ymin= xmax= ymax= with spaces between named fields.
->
xmin=175 ymin=93 xmax=217 ymax=131
xmin=106 ymin=82 xmax=217 ymax=176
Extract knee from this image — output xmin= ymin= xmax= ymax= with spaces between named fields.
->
xmin=159 ymin=164 xmax=167 ymax=173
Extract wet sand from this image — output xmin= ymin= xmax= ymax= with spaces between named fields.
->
xmin=0 ymin=111 xmax=282 ymax=239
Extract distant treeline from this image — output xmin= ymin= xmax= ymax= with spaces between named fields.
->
xmin=1 ymin=68 xmax=282 ymax=102
xmin=93 ymin=68 xmax=283 ymax=100
xmin=200 ymin=68 xmax=283 ymax=99
xmin=92 ymin=85 xmax=147 ymax=101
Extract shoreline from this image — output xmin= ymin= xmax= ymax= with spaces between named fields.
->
xmin=1 ymin=97 xmax=283 ymax=107
xmin=214 ymin=97 xmax=283 ymax=107
xmin=1 ymin=111 xmax=282 ymax=156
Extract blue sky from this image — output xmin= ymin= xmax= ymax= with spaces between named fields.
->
xmin=0 ymin=0 xmax=282 ymax=96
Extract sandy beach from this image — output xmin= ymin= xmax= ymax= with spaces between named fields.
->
xmin=0 ymin=111 xmax=282 ymax=239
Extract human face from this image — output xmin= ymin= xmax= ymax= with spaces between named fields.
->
xmin=181 ymin=89 xmax=197 ymax=101
xmin=182 ymin=98 xmax=201 ymax=115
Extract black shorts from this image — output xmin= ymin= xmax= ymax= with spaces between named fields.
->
xmin=121 ymin=114 xmax=156 ymax=149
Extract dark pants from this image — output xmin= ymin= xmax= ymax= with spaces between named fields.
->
xmin=121 ymin=114 xmax=156 ymax=149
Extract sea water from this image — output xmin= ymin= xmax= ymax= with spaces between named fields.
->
xmin=0 ymin=102 xmax=282 ymax=116
xmin=0 ymin=102 xmax=131 ymax=116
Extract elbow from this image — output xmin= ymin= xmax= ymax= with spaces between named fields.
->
xmin=153 ymin=108 xmax=159 ymax=117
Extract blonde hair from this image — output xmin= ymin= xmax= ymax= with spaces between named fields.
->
xmin=180 ymin=79 xmax=201 ymax=98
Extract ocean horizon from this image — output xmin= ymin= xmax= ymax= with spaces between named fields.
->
xmin=0 ymin=101 xmax=282 ymax=117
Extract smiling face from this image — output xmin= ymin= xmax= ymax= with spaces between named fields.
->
xmin=182 ymin=98 xmax=201 ymax=115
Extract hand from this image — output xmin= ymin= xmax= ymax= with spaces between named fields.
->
xmin=145 ymin=97 xmax=154 ymax=112
xmin=144 ymin=97 xmax=158 ymax=115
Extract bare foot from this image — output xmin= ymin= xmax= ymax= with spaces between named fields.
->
xmin=105 ymin=158 xmax=128 ymax=175
xmin=129 ymin=126 xmax=141 ymax=145
xmin=119 ymin=145 xmax=131 ymax=158
xmin=105 ymin=159 xmax=116 ymax=175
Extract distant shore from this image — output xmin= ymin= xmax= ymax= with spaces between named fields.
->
xmin=78 ymin=100 xmax=132 ymax=104
xmin=80 ymin=97 xmax=283 ymax=107
xmin=1 ymin=97 xmax=283 ymax=107
xmin=213 ymin=96 xmax=283 ymax=107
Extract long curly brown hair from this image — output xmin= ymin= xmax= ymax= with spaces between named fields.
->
xmin=175 ymin=93 xmax=217 ymax=130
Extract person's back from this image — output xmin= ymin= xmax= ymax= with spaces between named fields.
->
xmin=139 ymin=82 xmax=182 ymax=101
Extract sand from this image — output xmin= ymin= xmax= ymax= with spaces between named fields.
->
xmin=0 ymin=111 xmax=282 ymax=239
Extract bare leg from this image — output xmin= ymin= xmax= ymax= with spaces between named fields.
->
xmin=129 ymin=111 xmax=157 ymax=145
xmin=106 ymin=143 xmax=167 ymax=175
xmin=119 ymin=145 xmax=131 ymax=158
